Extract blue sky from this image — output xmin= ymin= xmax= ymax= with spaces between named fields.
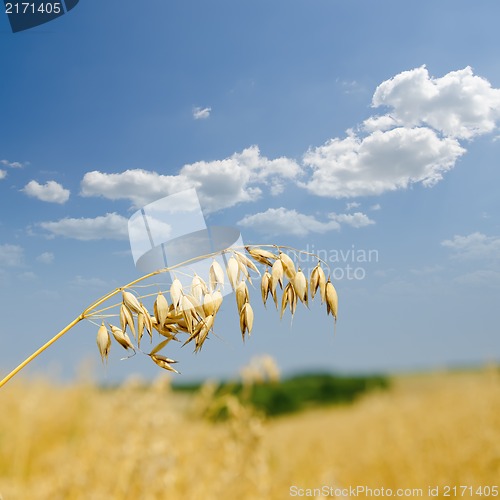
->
xmin=1 ymin=0 xmax=500 ymax=383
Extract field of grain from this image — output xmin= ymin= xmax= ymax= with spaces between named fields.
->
xmin=1 ymin=366 xmax=499 ymax=499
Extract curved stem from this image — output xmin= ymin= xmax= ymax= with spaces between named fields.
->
xmin=0 ymin=244 xmax=322 ymax=389
xmin=0 ymin=315 xmax=84 ymax=389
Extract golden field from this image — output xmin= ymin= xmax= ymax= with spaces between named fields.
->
xmin=1 ymin=366 xmax=499 ymax=499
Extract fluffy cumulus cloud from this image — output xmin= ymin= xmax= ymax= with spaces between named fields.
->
xmin=441 ymin=232 xmax=500 ymax=260
xmin=81 ymin=146 xmax=302 ymax=213
xmin=370 ymin=66 xmax=500 ymax=139
xmin=193 ymin=106 xmax=211 ymax=120
xmin=76 ymin=66 xmax=500 ymax=220
xmin=40 ymin=213 xmax=129 ymax=240
xmin=238 ymin=208 xmax=340 ymax=237
xmin=0 ymin=244 xmax=24 ymax=267
xmin=0 ymin=170 xmax=6 ymax=180
xmin=300 ymin=66 xmax=500 ymax=199
xmin=300 ymin=128 xmax=465 ymax=197
xmin=22 ymin=180 xmax=70 ymax=204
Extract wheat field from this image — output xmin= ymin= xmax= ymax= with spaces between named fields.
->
xmin=1 ymin=366 xmax=499 ymax=499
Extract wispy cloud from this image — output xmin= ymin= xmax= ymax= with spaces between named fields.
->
xmin=36 ymin=252 xmax=55 ymax=264
xmin=0 ymin=244 xmax=24 ymax=267
xmin=1 ymin=159 xmax=25 ymax=169
xmin=238 ymin=207 xmax=340 ymax=237
xmin=0 ymin=170 xmax=6 ymax=180
xmin=22 ymin=180 xmax=70 ymax=204
xmin=193 ymin=106 xmax=211 ymax=120
xmin=40 ymin=213 xmax=128 ymax=241
xmin=442 ymin=232 xmax=500 ymax=260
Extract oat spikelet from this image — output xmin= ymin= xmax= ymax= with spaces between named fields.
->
xmin=239 ymin=302 xmax=254 ymax=340
xmin=310 ymin=262 xmax=326 ymax=302
xmin=150 ymin=354 xmax=180 ymax=374
xmin=181 ymin=294 xmax=197 ymax=334
xmin=271 ymin=258 xmax=284 ymax=294
xmin=325 ymin=278 xmax=338 ymax=321
xmin=96 ymin=322 xmax=111 ymax=364
xmin=261 ymin=270 xmax=271 ymax=306
xmin=109 ymin=324 xmax=135 ymax=352
xmin=212 ymin=290 xmax=223 ymax=313
xmin=122 ymin=290 xmax=142 ymax=315
xmin=140 ymin=303 xmax=153 ymax=341
xmin=279 ymin=251 xmax=296 ymax=279
xmin=170 ymin=279 xmax=183 ymax=311
xmin=120 ymin=304 xmax=136 ymax=339
xmin=234 ymin=250 xmax=260 ymax=275
xmin=245 ymin=246 xmax=277 ymax=266
xmin=202 ymin=291 xmax=216 ymax=317
xmin=209 ymin=260 xmax=225 ymax=291
xmin=293 ymin=268 xmax=308 ymax=306
xmin=235 ymin=281 xmax=249 ymax=313
xmin=137 ymin=311 xmax=145 ymax=347
xmin=281 ymin=282 xmax=297 ymax=319
xmin=191 ymin=274 xmax=208 ymax=303
xmin=154 ymin=291 xmax=169 ymax=328
xmin=226 ymin=256 xmax=239 ymax=289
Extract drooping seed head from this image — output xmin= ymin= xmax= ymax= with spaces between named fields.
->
xmin=293 ymin=268 xmax=308 ymax=306
xmin=325 ymin=279 xmax=338 ymax=321
xmin=279 ymin=251 xmax=296 ymax=279
xmin=271 ymin=259 xmax=284 ymax=294
xmin=109 ymin=324 xmax=135 ymax=352
xmin=120 ymin=303 xmax=136 ymax=339
xmin=150 ymin=354 xmax=180 ymax=374
xmin=96 ymin=322 xmax=111 ymax=364
xmin=239 ymin=302 xmax=254 ymax=340
xmin=209 ymin=260 xmax=225 ymax=291
xmin=170 ymin=279 xmax=183 ymax=311
xmin=154 ymin=291 xmax=169 ymax=328
xmin=122 ymin=290 xmax=142 ymax=315
xmin=261 ymin=270 xmax=271 ymax=306
xmin=245 ymin=246 xmax=277 ymax=266
xmin=226 ymin=256 xmax=239 ymax=289
xmin=235 ymin=281 xmax=249 ymax=313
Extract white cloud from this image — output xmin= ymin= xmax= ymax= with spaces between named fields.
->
xmin=193 ymin=106 xmax=211 ymax=120
xmin=371 ymin=66 xmax=500 ymax=139
xmin=238 ymin=207 xmax=340 ymax=237
xmin=345 ymin=202 xmax=360 ymax=211
xmin=1 ymin=159 xmax=24 ymax=169
xmin=71 ymin=275 xmax=108 ymax=288
xmin=0 ymin=170 xmax=6 ymax=180
xmin=36 ymin=252 xmax=54 ymax=264
xmin=0 ymin=244 xmax=24 ymax=267
xmin=40 ymin=213 xmax=129 ymax=241
xmin=22 ymin=180 xmax=70 ymax=204
xmin=441 ymin=232 xmax=500 ymax=260
xmin=81 ymin=146 xmax=302 ymax=213
xmin=370 ymin=203 xmax=381 ymax=211
xmin=329 ymin=212 xmax=375 ymax=228
xmin=300 ymin=127 xmax=465 ymax=198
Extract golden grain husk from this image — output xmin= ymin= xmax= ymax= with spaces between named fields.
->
xmin=96 ymin=322 xmax=111 ymax=363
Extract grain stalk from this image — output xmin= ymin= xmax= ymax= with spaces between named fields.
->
xmin=0 ymin=245 xmax=338 ymax=389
